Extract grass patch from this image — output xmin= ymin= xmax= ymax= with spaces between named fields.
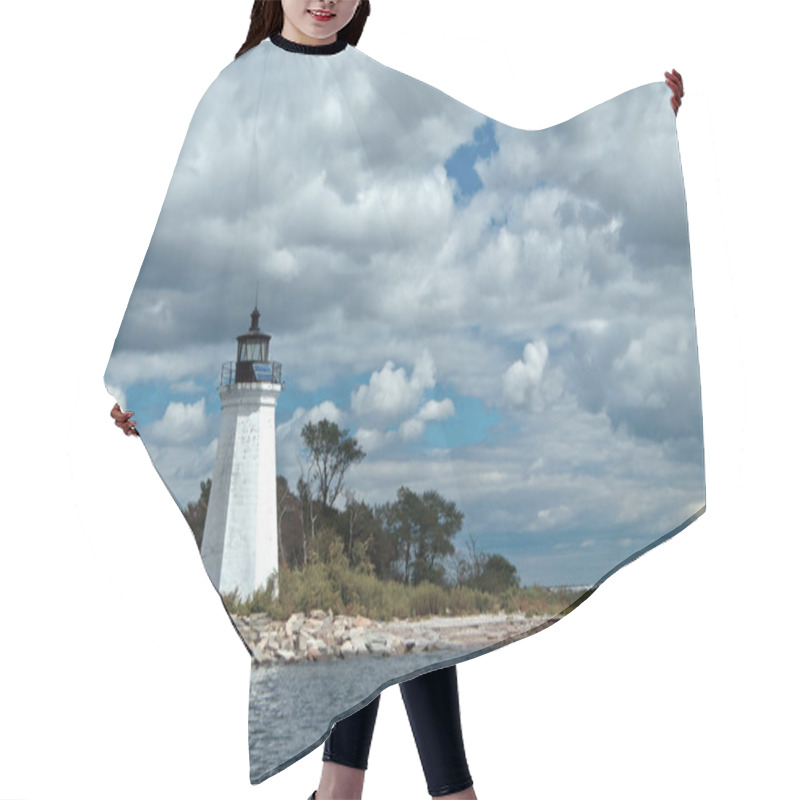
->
xmin=222 ymin=541 xmax=586 ymax=621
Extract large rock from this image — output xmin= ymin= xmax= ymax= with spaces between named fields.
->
xmin=305 ymin=636 xmax=327 ymax=655
xmin=366 ymin=635 xmax=395 ymax=656
xmin=285 ymin=612 xmax=305 ymax=637
xmin=349 ymin=633 xmax=369 ymax=655
xmin=333 ymin=617 xmax=351 ymax=636
xmin=276 ymin=649 xmax=298 ymax=664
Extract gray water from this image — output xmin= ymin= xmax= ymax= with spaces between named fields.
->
xmin=249 ymin=648 xmax=468 ymax=783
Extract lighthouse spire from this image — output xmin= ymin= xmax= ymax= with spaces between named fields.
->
xmin=250 ymin=284 xmax=261 ymax=332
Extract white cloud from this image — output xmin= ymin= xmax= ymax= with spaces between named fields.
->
xmin=143 ymin=436 xmax=218 ymax=509
xmin=276 ymin=401 xmax=345 ymax=446
xmin=534 ymin=505 xmax=572 ymax=531
xmin=399 ymin=418 xmax=425 ymax=441
xmin=169 ymin=379 xmax=205 ymax=395
xmin=350 ymin=350 xmax=436 ymax=424
xmin=417 ymin=398 xmax=455 ymax=422
xmin=105 ymin=383 xmax=126 ymax=410
xmin=502 ymin=340 xmax=549 ymax=407
xmin=149 ymin=398 xmax=209 ymax=444
xmin=105 ymin=343 xmax=227 ymax=388
xmin=352 ymin=427 xmax=386 ymax=453
xmin=306 ymin=401 xmax=344 ymax=426
xmin=399 ymin=397 xmax=456 ymax=441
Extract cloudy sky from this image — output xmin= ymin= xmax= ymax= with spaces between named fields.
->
xmin=105 ymin=39 xmax=704 ymax=587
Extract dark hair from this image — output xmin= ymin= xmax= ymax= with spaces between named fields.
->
xmin=236 ymin=0 xmax=371 ymax=59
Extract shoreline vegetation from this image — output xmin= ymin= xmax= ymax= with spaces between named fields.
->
xmin=222 ymin=556 xmax=591 ymax=666
xmin=222 ymin=556 xmax=590 ymax=622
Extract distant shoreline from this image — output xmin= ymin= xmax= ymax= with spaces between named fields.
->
xmin=233 ymin=609 xmax=561 ymax=666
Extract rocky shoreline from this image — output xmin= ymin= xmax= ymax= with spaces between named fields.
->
xmin=232 ymin=609 xmax=560 ymax=666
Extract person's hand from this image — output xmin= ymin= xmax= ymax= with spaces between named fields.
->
xmin=665 ymin=69 xmax=684 ymax=116
xmin=111 ymin=403 xmax=139 ymax=437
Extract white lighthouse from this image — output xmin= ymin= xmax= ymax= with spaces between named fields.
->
xmin=201 ymin=306 xmax=283 ymax=600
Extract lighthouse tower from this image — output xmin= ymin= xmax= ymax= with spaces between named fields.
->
xmin=201 ymin=306 xmax=283 ymax=600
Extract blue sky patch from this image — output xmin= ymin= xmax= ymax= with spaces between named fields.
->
xmin=445 ymin=118 xmax=499 ymax=204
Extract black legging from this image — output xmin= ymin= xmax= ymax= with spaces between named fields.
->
xmin=323 ymin=664 xmax=473 ymax=797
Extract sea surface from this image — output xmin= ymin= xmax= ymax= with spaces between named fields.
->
xmin=248 ymin=647 xmax=468 ymax=783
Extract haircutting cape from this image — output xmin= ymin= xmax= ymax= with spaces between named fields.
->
xmin=105 ymin=36 xmax=704 ymax=783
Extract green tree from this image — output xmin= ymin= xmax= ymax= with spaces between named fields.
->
xmin=296 ymin=476 xmax=317 ymax=567
xmin=297 ymin=420 xmax=365 ymax=567
xmin=370 ymin=502 xmax=402 ymax=581
xmin=183 ymin=478 xmax=211 ymax=550
xmin=276 ymin=475 xmax=304 ymax=569
xmin=471 ymin=553 xmax=520 ymax=594
xmin=301 ymin=420 xmax=365 ymax=508
xmin=334 ymin=492 xmax=380 ymax=574
xmin=384 ymin=487 xmax=463 ymax=586
xmin=452 ymin=534 xmax=520 ymax=594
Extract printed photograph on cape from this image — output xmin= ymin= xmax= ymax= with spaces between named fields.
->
xmin=104 ymin=36 xmax=704 ymax=781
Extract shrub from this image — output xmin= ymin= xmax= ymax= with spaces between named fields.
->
xmin=223 ymin=561 xmax=586 ymax=622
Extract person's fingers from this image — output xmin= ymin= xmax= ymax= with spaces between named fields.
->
xmin=665 ymin=70 xmax=684 ymax=94
xmin=111 ymin=406 xmax=134 ymax=425
xmin=112 ymin=402 xmax=139 ymax=436
xmin=113 ymin=410 xmax=138 ymax=436
xmin=664 ymin=69 xmax=683 ymax=117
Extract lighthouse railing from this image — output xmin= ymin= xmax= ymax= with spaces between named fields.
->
xmin=220 ymin=360 xmax=283 ymax=388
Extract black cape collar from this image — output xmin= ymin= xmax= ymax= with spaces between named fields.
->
xmin=270 ymin=32 xmax=348 ymax=56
